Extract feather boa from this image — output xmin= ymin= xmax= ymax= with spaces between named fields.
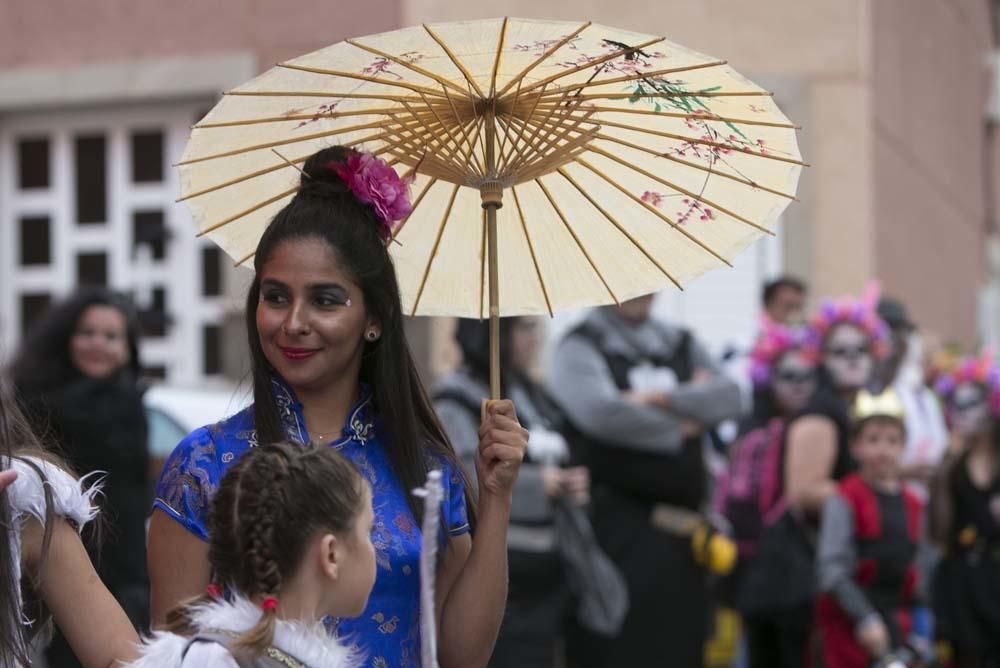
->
xmin=127 ymin=594 xmax=363 ymax=667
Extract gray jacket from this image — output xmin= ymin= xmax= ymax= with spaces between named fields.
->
xmin=546 ymin=307 xmax=742 ymax=454
xmin=434 ymin=368 xmax=557 ymax=551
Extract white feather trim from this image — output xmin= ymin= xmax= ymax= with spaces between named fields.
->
xmin=126 ymin=595 xmax=363 ymax=668
xmin=3 ymin=456 xmax=102 ymax=630
xmin=5 ymin=456 xmax=102 ymax=530
xmin=124 ymin=631 xmax=190 ymax=668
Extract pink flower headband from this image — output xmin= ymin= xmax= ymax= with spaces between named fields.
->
xmin=803 ymin=281 xmax=891 ymax=360
xmin=326 ymin=150 xmax=413 ymax=241
xmin=748 ymin=316 xmax=812 ymax=387
xmin=934 ymin=349 xmax=1000 ymax=416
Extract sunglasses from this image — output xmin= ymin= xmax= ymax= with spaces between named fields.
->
xmin=773 ymin=369 xmax=816 ymax=384
xmin=825 ymin=344 xmax=871 ymax=359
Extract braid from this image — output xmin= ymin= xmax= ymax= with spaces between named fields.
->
xmin=245 ymin=456 xmax=287 ymax=597
xmin=191 ymin=440 xmax=366 ymax=658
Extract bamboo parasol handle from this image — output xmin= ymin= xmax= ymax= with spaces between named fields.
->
xmin=482 ymin=105 xmax=503 ymax=401
xmin=482 ymin=185 xmax=502 ymax=401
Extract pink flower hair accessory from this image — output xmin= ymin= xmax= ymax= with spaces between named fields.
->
xmin=804 ymin=281 xmax=891 ymax=361
xmin=748 ymin=316 xmax=812 ymax=387
xmin=934 ymin=349 xmax=1000 ymax=416
xmin=326 ymin=150 xmax=414 ymax=240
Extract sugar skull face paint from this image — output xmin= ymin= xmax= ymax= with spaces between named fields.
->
xmin=771 ymin=350 xmax=817 ymax=414
xmin=951 ymin=382 xmax=992 ymax=438
xmin=823 ymin=324 xmax=874 ymax=391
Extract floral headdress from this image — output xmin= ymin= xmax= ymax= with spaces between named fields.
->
xmin=934 ymin=349 xmax=1000 ymax=416
xmin=804 ymin=281 xmax=891 ymax=360
xmin=748 ymin=316 xmax=812 ymax=387
xmin=326 ymin=150 xmax=414 ymax=241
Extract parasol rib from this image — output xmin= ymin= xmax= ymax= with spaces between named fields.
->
xmin=408 ymin=96 xmax=468 ymax=162
xmin=534 ymin=178 xmax=619 ymax=304
xmin=489 ymin=17 xmax=509 ymax=97
xmin=597 ymin=117 xmax=808 ymax=166
xmin=507 ymin=106 xmax=599 ymax=176
xmin=194 ymin=107 xmax=401 ymax=129
xmin=197 ymin=186 xmax=299 ymax=236
xmin=177 ymin=152 xmax=311 ymax=202
xmin=345 ymin=39 xmax=470 ymax=95
xmin=498 ymin=83 xmax=550 ymax=174
xmin=235 ymin=249 xmax=257 ymax=266
xmin=556 ymin=167 xmax=681 ymax=289
xmin=511 ymin=186 xmax=554 ymax=317
xmin=532 ymin=104 xmax=800 ymax=130
xmin=594 ymin=133 xmax=798 ymax=200
xmin=391 ymin=177 xmax=439 ymax=243
xmin=506 ymin=85 xmax=577 ymax=174
xmin=225 ymin=90 xmax=422 ymax=102
xmin=554 ymin=91 xmax=773 ymax=101
xmin=418 ymin=90 xmax=482 ymax=176
xmin=496 ymin=78 xmax=523 ymax=163
xmin=496 ymin=21 xmax=591 ymax=97
xmin=276 ymin=63 xmax=451 ymax=98
xmin=175 ymin=121 xmax=388 ymax=166
xmin=422 ymin=24 xmax=485 ymax=98
xmin=385 ymin=110 xmax=472 ymax=179
xmin=546 ymin=60 xmax=728 ymax=94
xmin=575 ymin=157 xmax=732 ymax=267
xmin=440 ymin=86 xmax=486 ymax=176
xmin=411 ymin=184 xmax=461 ymax=315
xmin=518 ymin=36 xmax=666 ymax=95
xmin=589 ymin=145 xmax=774 ymax=235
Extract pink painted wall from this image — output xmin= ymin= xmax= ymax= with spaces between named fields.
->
xmin=0 ymin=0 xmax=403 ymax=71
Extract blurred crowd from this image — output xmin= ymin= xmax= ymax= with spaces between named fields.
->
xmin=3 ymin=275 xmax=997 ymax=668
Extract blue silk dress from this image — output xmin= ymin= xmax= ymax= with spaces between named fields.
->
xmin=153 ymin=379 xmax=470 ymax=668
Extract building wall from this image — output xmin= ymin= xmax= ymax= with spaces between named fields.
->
xmin=0 ymin=1 xmax=403 ymax=72
xmin=871 ymin=0 xmax=992 ymax=346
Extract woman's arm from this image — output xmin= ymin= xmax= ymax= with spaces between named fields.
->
xmin=436 ymin=399 xmax=526 ymax=668
xmin=436 ymin=495 xmax=510 ymax=668
xmin=23 ymin=517 xmax=139 ymax=668
xmin=784 ymin=415 xmax=839 ymax=514
xmin=147 ymin=509 xmax=210 ymax=627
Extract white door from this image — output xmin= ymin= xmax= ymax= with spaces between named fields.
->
xmin=0 ymin=102 xmax=228 ymax=384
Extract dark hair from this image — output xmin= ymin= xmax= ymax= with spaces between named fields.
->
xmin=10 ymin=287 xmax=142 ymax=390
xmin=0 ymin=378 xmax=78 ymax=665
xmin=850 ymin=414 xmax=906 ymax=441
xmin=762 ymin=276 xmax=807 ymax=308
xmin=245 ymin=145 xmax=473 ymax=526
xmin=165 ymin=441 xmax=366 ymax=654
xmin=455 ymin=317 xmax=517 ymax=393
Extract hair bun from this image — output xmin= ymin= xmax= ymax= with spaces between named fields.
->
xmin=300 ymin=146 xmax=354 ymax=192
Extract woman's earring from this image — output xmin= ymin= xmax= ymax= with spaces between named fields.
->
xmin=366 ymin=330 xmax=379 ymax=342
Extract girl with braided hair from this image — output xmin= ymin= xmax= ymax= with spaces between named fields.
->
xmin=149 ymin=145 xmax=527 ymax=668
xmin=129 ymin=440 xmax=373 ymax=667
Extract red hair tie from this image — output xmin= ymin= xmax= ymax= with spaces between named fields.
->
xmin=206 ymin=584 xmax=223 ymax=599
xmin=261 ymin=596 xmax=279 ymax=612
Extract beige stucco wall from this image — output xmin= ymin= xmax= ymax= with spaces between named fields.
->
xmin=871 ymin=0 xmax=991 ymax=345
xmin=0 ymin=1 xmax=403 ymax=72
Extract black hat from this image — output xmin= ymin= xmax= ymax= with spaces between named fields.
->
xmin=877 ymin=297 xmax=914 ymax=332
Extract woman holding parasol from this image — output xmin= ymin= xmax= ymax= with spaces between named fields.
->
xmin=148 ymin=146 xmax=527 ymax=668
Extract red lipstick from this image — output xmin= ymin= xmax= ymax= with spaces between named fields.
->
xmin=279 ymin=346 xmax=319 ymax=361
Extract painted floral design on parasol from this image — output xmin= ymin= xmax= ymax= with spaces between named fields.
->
xmin=177 ymin=17 xmax=805 ymax=399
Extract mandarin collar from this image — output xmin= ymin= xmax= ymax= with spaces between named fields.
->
xmin=269 ymin=377 xmax=375 ymax=446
